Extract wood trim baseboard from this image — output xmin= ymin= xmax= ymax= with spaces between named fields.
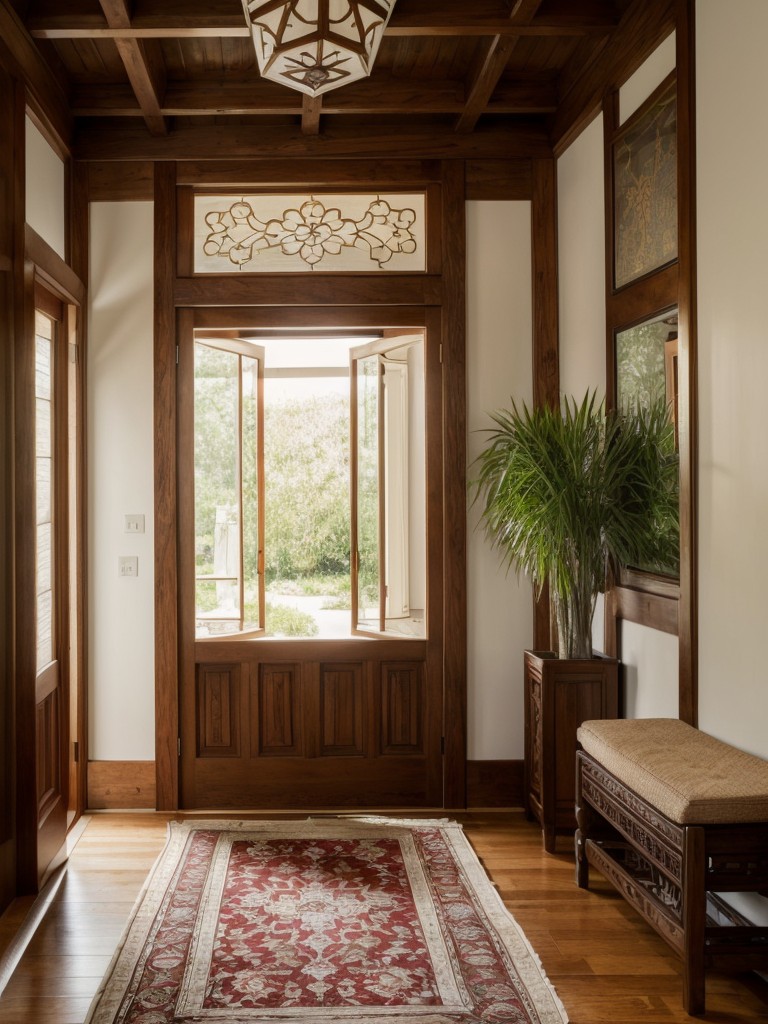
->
xmin=86 ymin=761 xmax=157 ymax=809
xmin=86 ymin=758 xmax=520 ymax=810
xmin=466 ymin=759 xmax=524 ymax=808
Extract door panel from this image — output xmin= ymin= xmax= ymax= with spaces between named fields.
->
xmin=319 ymin=663 xmax=364 ymax=756
xmin=32 ymin=302 xmax=67 ymax=883
xmin=381 ymin=662 xmax=423 ymax=754
xmin=182 ymin=648 xmax=437 ymax=808
xmin=254 ymin=664 xmax=302 ymax=756
xmin=196 ymin=664 xmax=241 ymax=757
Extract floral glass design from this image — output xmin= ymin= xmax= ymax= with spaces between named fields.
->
xmin=613 ymin=81 xmax=677 ymax=289
xmin=194 ymin=193 xmax=426 ymax=273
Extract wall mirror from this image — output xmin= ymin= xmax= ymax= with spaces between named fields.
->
xmin=615 ymin=307 xmax=679 ymax=580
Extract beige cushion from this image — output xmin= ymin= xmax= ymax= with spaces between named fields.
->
xmin=577 ymin=718 xmax=768 ymax=824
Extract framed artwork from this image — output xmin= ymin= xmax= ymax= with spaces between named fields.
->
xmin=613 ymin=78 xmax=677 ymax=289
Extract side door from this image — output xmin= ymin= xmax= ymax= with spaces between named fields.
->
xmin=31 ymin=291 xmax=69 ymax=883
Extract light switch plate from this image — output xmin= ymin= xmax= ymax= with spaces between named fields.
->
xmin=124 ymin=514 xmax=145 ymax=534
xmin=119 ymin=556 xmax=138 ymax=577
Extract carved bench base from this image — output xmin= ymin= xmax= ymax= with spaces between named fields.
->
xmin=576 ymin=749 xmax=768 ymax=1015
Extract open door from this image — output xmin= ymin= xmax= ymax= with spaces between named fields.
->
xmin=30 ymin=292 xmax=70 ymax=884
xmin=350 ymin=333 xmax=425 ymax=638
xmin=192 ymin=337 xmax=266 ymax=638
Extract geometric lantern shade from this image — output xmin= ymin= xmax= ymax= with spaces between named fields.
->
xmin=242 ymin=0 xmax=397 ymax=98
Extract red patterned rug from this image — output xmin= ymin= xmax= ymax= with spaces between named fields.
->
xmin=85 ymin=818 xmax=567 ymax=1023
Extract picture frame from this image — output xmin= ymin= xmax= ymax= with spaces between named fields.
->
xmin=612 ymin=77 xmax=677 ymax=290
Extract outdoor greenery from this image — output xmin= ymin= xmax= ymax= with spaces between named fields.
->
xmin=264 ymin=392 xmax=351 ymax=584
xmin=265 ymin=601 xmax=319 ymax=637
xmin=472 ymin=392 xmax=679 ymax=659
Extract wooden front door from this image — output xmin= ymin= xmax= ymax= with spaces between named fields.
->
xmin=30 ymin=293 xmax=69 ymax=881
xmin=178 ymin=309 xmax=444 ymax=809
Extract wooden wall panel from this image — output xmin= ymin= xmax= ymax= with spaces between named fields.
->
xmin=35 ymin=689 xmax=60 ymax=814
xmin=196 ymin=664 xmax=240 ymax=758
xmin=465 ymin=159 xmax=532 ymax=200
xmin=87 ymin=761 xmax=156 ymax=809
xmin=466 ymin=760 xmax=524 ymax=808
xmin=0 ymin=66 xmax=16 ymax=910
xmin=153 ymin=162 xmax=179 ymax=809
xmin=440 ymin=160 xmax=467 ymax=808
xmin=381 ymin=662 xmax=423 ymax=755
xmin=254 ymin=663 xmax=302 ymax=757
xmin=319 ymin=664 xmax=365 ymax=757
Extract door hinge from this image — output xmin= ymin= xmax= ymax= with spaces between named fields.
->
xmin=176 ymin=345 xmax=180 ymax=365
xmin=73 ymin=740 xmax=79 ymax=763
xmin=177 ymin=737 xmax=181 ymax=757
xmin=439 ymin=344 xmax=443 ymax=364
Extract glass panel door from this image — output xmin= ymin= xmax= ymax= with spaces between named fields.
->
xmin=193 ymin=339 xmax=265 ymax=637
xmin=351 ymin=335 xmax=426 ymax=638
xmin=353 ymin=353 xmax=382 ymax=631
xmin=35 ymin=311 xmax=55 ymax=672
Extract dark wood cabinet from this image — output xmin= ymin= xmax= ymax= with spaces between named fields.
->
xmin=524 ymin=649 xmax=618 ymax=853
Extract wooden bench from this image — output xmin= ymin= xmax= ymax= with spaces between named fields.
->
xmin=574 ymin=718 xmax=768 ymax=1015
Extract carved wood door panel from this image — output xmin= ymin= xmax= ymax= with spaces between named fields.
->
xmin=181 ymin=644 xmax=440 ymax=808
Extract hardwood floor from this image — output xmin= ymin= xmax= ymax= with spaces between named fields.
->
xmin=0 ymin=810 xmax=766 ymax=1022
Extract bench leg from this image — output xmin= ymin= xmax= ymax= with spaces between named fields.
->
xmin=575 ymin=755 xmax=590 ymax=888
xmin=682 ymin=827 xmax=706 ymax=1016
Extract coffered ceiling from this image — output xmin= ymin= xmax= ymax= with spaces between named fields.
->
xmin=1 ymin=0 xmax=676 ymax=159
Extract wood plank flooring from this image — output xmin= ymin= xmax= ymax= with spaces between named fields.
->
xmin=0 ymin=810 xmax=766 ymax=1022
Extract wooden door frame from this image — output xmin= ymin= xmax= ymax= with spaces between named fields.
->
xmin=154 ymin=160 xmax=468 ymax=809
xmin=14 ymin=249 xmax=86 ymax=889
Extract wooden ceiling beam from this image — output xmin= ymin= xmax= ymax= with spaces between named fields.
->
xmin=69 ymin=75 xmax=557 ymax=117
xmin=550 ymin=0 xmax=676 ymax=154
xmin=73 ymin=121 xmax=553 ymax=161
xmin=97 ymin=0 xmax=168 ymax=136
xmin=455 ymin=0 xmax=543 ymax=134
xmin=0 ymin=0 xmax=72 ymax=148
xmin=301 ymin=95 xmax=322 ymax=136
xmin=27 ymin=0 xmax=620 ymax=40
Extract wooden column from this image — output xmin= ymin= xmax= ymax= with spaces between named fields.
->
xmin=531 ymin=157 xmax=560 ymax=651
xmin=675 ymin=0 xmax=698 ymax=726
xmin=440 ymin=160 xmax=467 ymax=808
xmin=154 ymin=162 xmax=179 ymax=809
xmin=68 ymin=162 xmax=90 ymax=820
xmin=0 ymin=67 xmax=17 ymax=912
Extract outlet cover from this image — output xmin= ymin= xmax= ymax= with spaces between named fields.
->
xmin=119 ymin=556 xmax=138 ymax=577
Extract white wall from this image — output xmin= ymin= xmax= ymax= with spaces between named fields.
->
xmin=25 ymin=117 xmax=65 ymax=259
xmin=556 ymin=38 xmax=680 ymax=706
xmin=696 ymin=0 xmax=768 ymax=760
xmin=466 ymin=201 xmax=533 ymax=759
xmin=88 ymin=202 xmax=156 ymax=760
xmin=86 ymin=199 xmax=533 ymax=762
xmin=619 ymin=33 xmax=676 ymax=124
xmin=557 ymin=113 xmax=606 ymax=402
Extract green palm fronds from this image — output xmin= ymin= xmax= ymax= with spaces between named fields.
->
xmin=471 ymin=391 xmax=679 ymax=658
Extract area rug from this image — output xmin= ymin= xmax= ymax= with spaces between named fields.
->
xmin=85 ymin=818 xmax=567 ymax=1024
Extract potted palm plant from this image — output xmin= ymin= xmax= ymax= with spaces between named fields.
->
xmin=472 ymin=390 xmax=678 ymax=659
xmin=472 ymin=391 xmax=678 ymax=851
